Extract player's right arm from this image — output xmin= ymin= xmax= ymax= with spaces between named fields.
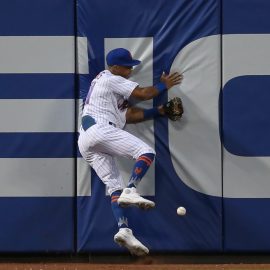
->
xmin=131 ymin=72 xmax=183 ymax=101
xmin=126 ymin=106 xmax=165 ymax=124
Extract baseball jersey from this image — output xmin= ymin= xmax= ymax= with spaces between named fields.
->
xmin=83 ymin=70 xmax=138 ymax=129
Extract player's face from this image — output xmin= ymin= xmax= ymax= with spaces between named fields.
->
xmin=117 ymin=66 xmax=133 ymax=78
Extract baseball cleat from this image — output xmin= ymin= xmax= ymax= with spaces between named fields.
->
xmin=114 ymin=228 xmax=149 ymax=256
xmin=117 ymin=187 xmax=155 ymax=210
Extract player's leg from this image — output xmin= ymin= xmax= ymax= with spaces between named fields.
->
xmin=94 ymin=126 xmax=156 ymax=209
xmin=79 ymin=131 xmax=128 ymax=225
xmin=79 ymin=124 xmax=156 ymax=209
xmin=87 ymin=152 xmax=149 ymax=256
xmin=86 ymin=152 xmax=127 ymax=222
xmin=78 ymin=124 xmax=149 ymax=255
xmin=93 ymin=125 xmax=156 ymax=180
xmin=111 ymin=190 xmax=128 ymax=228
xmin=127 ymin=153 xmax=155 ymax=188
xmin=117 ymin=152 xmax=156 ymax=209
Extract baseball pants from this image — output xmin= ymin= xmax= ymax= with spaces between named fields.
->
xmin=78 ymin=123 xmax=155 ymax=195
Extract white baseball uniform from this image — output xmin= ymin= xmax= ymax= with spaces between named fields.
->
xmin=78 ymin=70 xmax=155 ymax=195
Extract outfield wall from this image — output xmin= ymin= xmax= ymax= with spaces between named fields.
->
xmin=0 ymin=0 xmax=269 ymax=253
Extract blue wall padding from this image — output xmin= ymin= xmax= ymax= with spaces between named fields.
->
xmin=222 ymin=0 xmax=270 ymax=251
xmin=0 ymin=133 xmax=75 ymax=158
xmin=223 ymin=76 xmax=270 ymax=157
xmin=224 ymin=198 xmax=270 ymax=251
xmin=0 ymin=0 xmax=75 ymax=252
xmin=0 ymin=198 xmax=74 ymax=252
xmin=0 ymin=0 xmax=75 ymax=36
xmin=77 ymin=0 xmax=222 ymax=252
xmin=223 ymin=0 xmax=270 ymax=34
xmin=0 ymin=0 xmax=270 ymax=253
xmin=0 ymin=74 xmax=75 ymax=99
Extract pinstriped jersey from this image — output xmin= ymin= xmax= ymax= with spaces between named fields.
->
xmin=83 ymin=70 xmax=138 ymax=129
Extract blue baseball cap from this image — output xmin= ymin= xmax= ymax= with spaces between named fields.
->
xmin=106 ymin=48 xmax=141 ymax=67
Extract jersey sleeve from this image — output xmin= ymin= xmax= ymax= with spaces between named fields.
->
xmin=109 ymin=76 xmax=138 ymax=98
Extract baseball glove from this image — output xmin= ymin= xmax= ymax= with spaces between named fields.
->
xmin=163 ymin=97 xmax=184 ymax=121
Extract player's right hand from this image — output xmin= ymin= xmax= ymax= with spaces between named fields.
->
xmin=160 ymin=72 xmax=183 ymax=89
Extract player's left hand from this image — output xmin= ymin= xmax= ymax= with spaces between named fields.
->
xmin=163 ymin=97 xmax=184 ymax=121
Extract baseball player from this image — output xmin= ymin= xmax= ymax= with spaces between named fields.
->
xmin=78 ymin=48 xmax=183 ymax=256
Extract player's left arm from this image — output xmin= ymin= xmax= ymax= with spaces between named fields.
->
xmin=126 ymin=97 xmax=184 ymax=124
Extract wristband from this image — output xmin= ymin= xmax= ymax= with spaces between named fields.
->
xmin=143 ymin=107 xmax=161 ymax=119
xmin=154 ymin=82 xmax=167 ymax=94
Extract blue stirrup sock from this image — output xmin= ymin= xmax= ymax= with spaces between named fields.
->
xmin=111 ymin=190 xmax=128 ymax=228
xmin=128 ymin=153 xmax=155 ymax=188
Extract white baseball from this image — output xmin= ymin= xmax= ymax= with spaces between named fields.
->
xmin=177 ymin=206 xmax=186 ymax=216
